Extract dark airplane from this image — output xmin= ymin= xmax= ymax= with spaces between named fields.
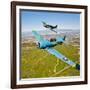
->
xmin=42 ymin=22 xmax=58 ymax=33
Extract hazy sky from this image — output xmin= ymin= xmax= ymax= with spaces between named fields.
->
xmin=21 ymin=10 xmax=80 ymax=32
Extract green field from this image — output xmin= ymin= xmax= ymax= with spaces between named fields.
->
xmin=21 ymin=42 xmax=80 ymax=79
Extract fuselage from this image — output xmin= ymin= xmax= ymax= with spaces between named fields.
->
xmin=32 ymin=30 xmax=66 ymax=49
xmin=38 ymin=40 xmax=56 ymax=49
xmin=38 ymin=37 xmax=65 ymax=49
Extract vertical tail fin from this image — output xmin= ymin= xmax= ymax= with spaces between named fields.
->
xmin=63 ymin=35 xmax=66 ymax=41
xmin=42 ymin=21 xmax=46 ymax=25
xmin=55 ymin=25 xmax=57 ymax=28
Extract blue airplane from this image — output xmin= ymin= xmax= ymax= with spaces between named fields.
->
xmin=32 ymin=31 xmax=80 ymax=70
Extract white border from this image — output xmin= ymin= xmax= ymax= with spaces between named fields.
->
xmin=16 ymin=5 xmax=85 ymax=85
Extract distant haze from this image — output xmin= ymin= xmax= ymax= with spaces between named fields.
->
xmin=22 ymin=29 xmax=80 ymax=39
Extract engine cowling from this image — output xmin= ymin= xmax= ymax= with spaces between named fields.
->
xmin=37 ymin=40 xmax=55 ymax=49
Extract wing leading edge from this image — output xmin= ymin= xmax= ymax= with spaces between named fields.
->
xmin=32 ymin=31 xmax=44 ymax=42
xmin=46 ymin=48 xmax=76 ymax=67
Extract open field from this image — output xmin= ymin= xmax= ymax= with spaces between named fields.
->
xmin=21 ymin=41 xmax=80 ymax=79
